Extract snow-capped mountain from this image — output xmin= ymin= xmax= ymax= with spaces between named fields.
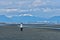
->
xmin=48 ymin=16 xmax=60 ymax=24
xmin=0 ymin=14 xmax=46 ymax=23
xmin=0 ymin=15 xmax=60 ymax=24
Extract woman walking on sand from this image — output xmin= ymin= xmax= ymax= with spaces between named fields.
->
xmin=20 ymin=23 xmax=23 ymax=31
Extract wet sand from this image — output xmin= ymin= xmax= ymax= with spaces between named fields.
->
xmin=0 ymin=26 xmax=60 ymax=40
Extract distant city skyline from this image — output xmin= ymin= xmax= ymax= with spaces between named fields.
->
xmin=0 ymin=0 xmax=60 ymax=18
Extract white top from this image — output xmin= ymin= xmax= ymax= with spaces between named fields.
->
xmin=20 ymin=24 xmax=23 ymax=28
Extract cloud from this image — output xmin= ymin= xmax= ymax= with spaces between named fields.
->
xmin=6 ymin=16 xmax=13 ymax=18
xmin=40 ymin=8 xmax=60 ymax=13
xmin=6 ymin=9 xmax=18 ymax=12
xmin=0 ymin=9 xmax=18 ymax=12
xmin=0 ymin=0 xmax=32 ymax=9
xmin=32 ymin=0 xmax=42 ymax=6
xmin=0 ymin=9 xmax=29 ymax=13
xmin=0 ymin=0 xmax=60 ymax=8
xmin=0 ymin=0 xmax=60 ymax=18
xmin=42 ymin=8 xmax=52 ymax=12
xmin=0 ymin=8 xmax=33 ymax=13
xmin=29 ymin=0 xmax=48 ymax=8
xmin=16 ymin=1 xmax=31 ymax=5
xmin=19 ymin=14 xmax=33 ymax=16
xmin=29 ymin=0 xmax=60 ymax=8
xmin=0 ymin=1 xmax=13 ymax=5
xmin=19 ymin=9 xmax=29 ymax=12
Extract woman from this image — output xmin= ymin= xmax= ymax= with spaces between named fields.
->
xmin=20 ymin=23 xmax=23 ymax=31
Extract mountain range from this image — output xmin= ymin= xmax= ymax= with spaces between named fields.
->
xmin=0 ymin=15 xmax=60 ymax=24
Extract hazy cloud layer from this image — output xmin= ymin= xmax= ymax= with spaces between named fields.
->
xmin=0 ymin=0 xmax=60 ymax=18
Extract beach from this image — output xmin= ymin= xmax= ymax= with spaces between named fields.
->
xmin=0 ymin=25 xmax=60 ymax=40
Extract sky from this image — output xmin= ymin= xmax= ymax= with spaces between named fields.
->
xmin=0 ymin=0 xmax=60 ymax=18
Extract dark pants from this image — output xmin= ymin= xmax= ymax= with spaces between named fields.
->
xmin=21 ymin=28 xmax=23 ymax=31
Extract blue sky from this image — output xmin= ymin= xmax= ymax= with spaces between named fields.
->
xmin=0 ymin=0 xmax=60 ymax=18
